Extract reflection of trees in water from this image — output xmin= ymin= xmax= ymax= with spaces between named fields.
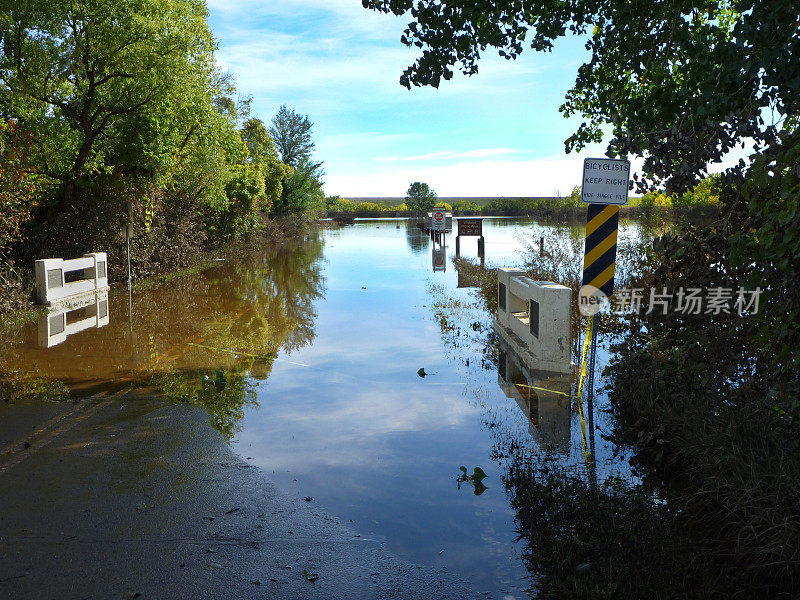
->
xmin=146 ymin=234 xmax=326 ymax=437
xmin=405 ymin=219 xmax=430 ymax=254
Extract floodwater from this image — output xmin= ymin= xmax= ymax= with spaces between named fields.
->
xmin=1 ymin=217 xmax=653 ymax=598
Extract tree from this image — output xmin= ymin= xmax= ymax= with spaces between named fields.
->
xmin=241 ymin=118 xmax=278 ymax=164
xmin=277 ymin=158 xmax=325 ymax=215
xmin=363 ymin=1 xmax=798 ymax=194
xmin=0 ymin=120 xmax=36 ymax=254
xmin=0 ymin=0 xmax=219 ymax=210
xmin=239 ymin=118 xmax=293 ymax=209
xmin=268 ymin=105 xmax=315 ymax=167
xmin=405 ymin=181 xmax=437 ymax=212
xmin=268 ymin=105 xmax=324 ymax=215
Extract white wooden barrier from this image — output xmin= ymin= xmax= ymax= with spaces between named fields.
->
xmin=38 ymin=290 xmax=110 ymax=348
xmin=495 ymin=268 xmax=573 ymax=374
xmin=35 ymin=252 xmax=108 ymax=305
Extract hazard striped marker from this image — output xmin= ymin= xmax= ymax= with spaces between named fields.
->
xmin=581 ymin=204 xmax=620 ymax=297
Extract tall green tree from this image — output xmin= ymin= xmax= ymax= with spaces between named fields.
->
xmin=405 ymin=181 xmax=437 ymax=212
xmin=269 ymin=105 xmax=315 ymax=167
xmin=0 ymin=0 xmax=220 ymax=210
xmin=268 ymin=105 xmax=324 ymax=215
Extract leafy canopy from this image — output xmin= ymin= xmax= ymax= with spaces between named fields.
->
xmin=363 ymin=0 xmax=800 ymax=194
xmin=0 ymin=0 xmax=218 ymax=191
xmin=405 ymin=181 xmax=438 ymax=212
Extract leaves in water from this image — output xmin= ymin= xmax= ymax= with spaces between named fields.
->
xmin=471 ymin=467 xmax=488 ymax=485
xmin=303 ymin=569 xmax=319 ymax=582
xmin=456 ymin=466 xmax=489 ymax=494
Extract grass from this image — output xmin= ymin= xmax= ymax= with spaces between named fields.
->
xmin=0 ymin=304 xmax=46 ymax=333
xmin=0 ymin=371 xmax=70 ymax=404
xmin=608 ymin=343 xmax=800 ymax=596
xmin=496 ymin=459 xmax=745 ymax=600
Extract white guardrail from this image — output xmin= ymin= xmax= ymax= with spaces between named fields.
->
xmin=495 ymin=268 xmax=573 ymax=374
xmin=35 ymin=252 xmax=109 ymax=305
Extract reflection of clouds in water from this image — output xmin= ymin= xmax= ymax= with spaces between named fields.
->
xmin=244 ymin=380 xmax=478 ymax=469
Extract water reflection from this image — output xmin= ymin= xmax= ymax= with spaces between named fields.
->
xmin=4 ymin=218 xmax=650 ymax=597
xmin=38 ymin=290 xmax=110 ymax=348
xmin=496 ymin=336 xmax=572 ymax=452
xmin=405 ymin=219 xmax=430 ymax=254
xmin=432 ymin=245 xmax=447 ymax=272
xmin=2 ymin=236 xmax=326 ymax=435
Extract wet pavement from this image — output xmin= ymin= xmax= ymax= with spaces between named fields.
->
xmin=0 ymin=390 xmax=482 ymax=599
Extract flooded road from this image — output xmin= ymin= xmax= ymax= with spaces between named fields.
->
xmin=1 ymin=217 xmax=653 ymax=598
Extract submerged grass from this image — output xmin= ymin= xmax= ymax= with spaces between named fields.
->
xmin=0 ymin=371 xmax=70 ymax=404
xmin=608 ymin=344 xmax=800 ymax=596
xmin=499 ymin=461 xmax=744 ymax=600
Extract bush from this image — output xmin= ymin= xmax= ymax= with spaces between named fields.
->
xmin=452 ymin=199 xmax=480 ymax=212
xmin=18 ymin=176 xmax=207 ymax=283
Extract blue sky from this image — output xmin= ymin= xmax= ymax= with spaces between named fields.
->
xmin=207 ymin=0 xmax=616 ymax=197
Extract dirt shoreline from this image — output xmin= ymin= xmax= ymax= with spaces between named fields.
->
xmin=0 ymin=392 xmax=483 ymax=599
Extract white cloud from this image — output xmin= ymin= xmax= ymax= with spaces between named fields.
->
xmin=375 ymin=148 xmax=527 ymax=162
xmin=326 ymin=148 xmax=646 ymax=197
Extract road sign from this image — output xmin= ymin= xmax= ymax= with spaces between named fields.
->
xmin=431 ymin=210 xmax=446 ymax=231
xmin=456 ymin=218 xmax=483 ymax=237
xmin=581 ymin=204 xmax=620 ymax=302
xmin=581 ymin=158 xmax=630 ymax=205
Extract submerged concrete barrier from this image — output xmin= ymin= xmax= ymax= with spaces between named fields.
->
xmin=35 ymin=253 xmax=109 ymax=305
xmin=495 ymin=268 xmax=572 ymax=374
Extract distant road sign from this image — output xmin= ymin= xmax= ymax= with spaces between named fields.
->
xmin=581 ymin=158 xmax=630 ymax=205
xmin=456 ymin=218 xmax=483 ymax=237
xmin=431 ymin=210 xmax=446 ymax=231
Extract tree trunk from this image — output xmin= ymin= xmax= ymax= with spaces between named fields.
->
xmin=56 ymin=130 xmax=95 ymax=214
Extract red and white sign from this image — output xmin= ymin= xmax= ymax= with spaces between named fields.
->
xmin=431 ymin=210 xmax=446 ymax=231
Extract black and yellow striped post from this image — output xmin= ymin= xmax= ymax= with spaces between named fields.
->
xmin=581 ymin=202 xmax=619 ymax=406
xmin=581 ymin=203 xmax=620 ymax=297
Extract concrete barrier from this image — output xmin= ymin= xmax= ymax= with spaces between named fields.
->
xmin=495 ymin=268 xmax=572 ymax=374
xmin=35 ymin=252 xmax=108 ymax=305
xmin=38 ymin=290 xmax=110 ymax=348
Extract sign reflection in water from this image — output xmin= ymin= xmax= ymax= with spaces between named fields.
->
xmin=432 ymin=245 xmax=446 ymax=272
xmin=38 ymin=290 xmax=109 ymax=348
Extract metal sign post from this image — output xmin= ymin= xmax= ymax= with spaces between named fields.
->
xmin=125 ymin=202 xmax=134 ymax=339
